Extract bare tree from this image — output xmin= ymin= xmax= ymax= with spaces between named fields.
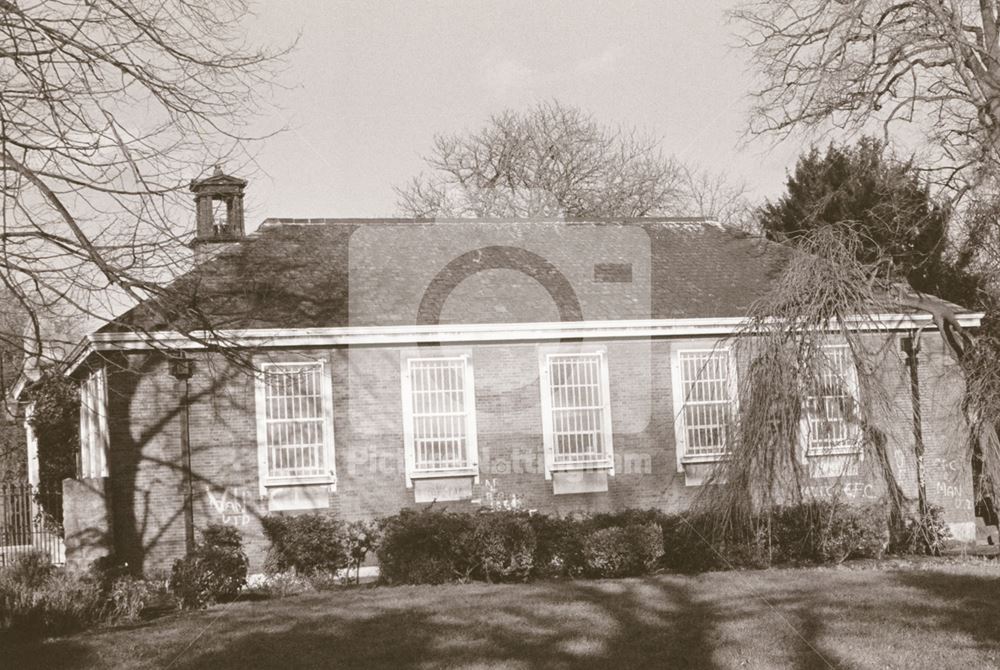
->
xmin=680 ymin=166 xmax=757 ymax=231
xmin=733 ymin=0 xmax=1000 ymax=195
xmin=0 ymin=0 xmax=284 ymax=373
xmin=395 ymin=101 xmax=687 ymax=219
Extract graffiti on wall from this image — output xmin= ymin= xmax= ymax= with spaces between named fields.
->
xmin=205 ymin=486 xmax=251 ymax=527
xmin=479 ymin=478 xmax=524 ymax=511
xmin=927 ymin=457 xmax=974 ymax=511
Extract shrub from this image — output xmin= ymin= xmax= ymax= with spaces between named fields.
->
xmin=891 ymin=504 xmax=951 ymax=556
xmin=766 ymin=500 xmax=888 ymax=564
xmin=344 ymin=520 xmax=381 ymax=584
xmin=583 ymin=527 xmax=629 ymax=577
xmin=262 ymin=513 xmax=349 ymax=576
xmin=527 ymin=513 xmax=588 ymax=578
xmin=367 ymin=503 xmax=891 ymax=582
xmin=247 ymin=571 xmax=314 ymax=599
xmin=169 ymin=524 xmax=248 ymax=609
xmin=0 ymin=568 xmax=104 ymax=637
xmin=657 ymin=502 xmax=889 ymax=573
xmin=717 ymin=524 xmax=772 ymax=570
xmin=659 ymin=512 xmax=723 ymax=572
xmin=623 ymin=521 xmax=666 ymax=573
xmin=104 ymin=576 xmax=154 ymax=623
xmin=583 ymin=521 xmax=664 ymax=577
xmin=471 ymin=512 xmax=536 ymax=582
xmin=816 ymin=502 xmax=888 ymax=563
xmin=377 ymin=508 xmax=476 ymax=584
xmin=307 ymin=571 xmax=344 ymax=591
xmin=590 ymin=508 xmax=665 ymax=530
xmin=769 ymin=503 xmax=823 ymax=563
xmin=4 ymin=551 xmax=54 ymax=590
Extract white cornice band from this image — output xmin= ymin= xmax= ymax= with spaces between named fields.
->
xmin=63 ymin=312 xmax=984 ymax=376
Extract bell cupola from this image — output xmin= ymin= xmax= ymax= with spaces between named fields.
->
xmin=190 ymin=166 xmax=247 ymax=244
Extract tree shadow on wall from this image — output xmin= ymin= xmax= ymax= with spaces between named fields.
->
xmin=103 ymin=351 xmax=254 ymax=575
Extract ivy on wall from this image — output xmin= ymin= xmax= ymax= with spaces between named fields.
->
xmin=27 ymin=373 xmax=79 ymax=492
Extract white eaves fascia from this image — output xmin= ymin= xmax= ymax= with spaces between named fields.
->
xmin=63 ymin=312 xmax=985 ymax=377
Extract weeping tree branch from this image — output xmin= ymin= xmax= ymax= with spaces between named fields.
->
xmin=694 ymin=225 xmax=984 ymax=550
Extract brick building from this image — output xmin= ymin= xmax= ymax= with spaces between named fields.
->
xmin=59 ymin=172 xmax=982 ymax=574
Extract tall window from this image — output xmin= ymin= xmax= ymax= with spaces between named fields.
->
xmin=803 ymin=345 xmax=861 ymax=455
xmin=539 ymin=350 xmax=614 ymax=477
xmin=255 ymin=361 xmax=334 ymax=486
xmin=673 ymin=348 xmax=737 ymax=463
xmin=79 ymin=367 xmax=109 ymax=478
xmin=401 ymin=356 xmax=478 ymax=485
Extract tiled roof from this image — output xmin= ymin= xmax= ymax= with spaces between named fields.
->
xmin=101 ymin=218 xmax=812 ymax=332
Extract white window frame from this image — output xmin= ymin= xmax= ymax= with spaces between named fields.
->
xmin=254 ymin=359 xmax=336 ymax=494
xmin=400 ymin=353 xmax=479 ymax=488
xmin=79 ymin=367 xmax=109 ymax=479
xmin=538 ymin=346 xmax=615 ymax=480
xmin=670 ymin=343 xmax=739 ymax=473
xmin=801 ymin=344 xmax=863 ymax=457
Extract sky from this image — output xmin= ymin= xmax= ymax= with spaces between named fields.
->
xmin=240 ymin=1 xmax=804 ymax=229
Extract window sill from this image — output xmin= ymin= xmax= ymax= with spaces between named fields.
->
xmin=263 ymin=475 xmax=336 ymax=490
xmin=409 ymin=467 xmax=479 ymax=481
xmin=681 ymin=454 xmax=729 ymax=465
xmin=264 ymin=481 xmax=332 ymax=512
xmin=806 ymin=447 xmax=862 ymax=458
xmin=550 ymin=459 xmax=613 ymax=474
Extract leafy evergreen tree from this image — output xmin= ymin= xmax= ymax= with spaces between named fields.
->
xmin=760 ymin=138 xmax=958 ymax=299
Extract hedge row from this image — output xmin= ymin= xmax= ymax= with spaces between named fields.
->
xmin=261 ymin=515 xmax=380 ymax=584
xmin=252 ymin=499 xmax=950 ymax=585
xmin=371 ymin=501 xmax=898 ymax=584
xmin=2 ymin=500 xmax=950 ymax=638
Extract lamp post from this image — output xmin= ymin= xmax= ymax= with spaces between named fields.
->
xmin=169 ymin=356 xmax=196 ymax=554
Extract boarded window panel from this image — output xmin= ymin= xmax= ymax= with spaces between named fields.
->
xmin=805 ymin=346 xmax=859 ymax=453
xmin=78 ymin=370 xmax=108 ymax=478
xmin=263 ymin=363 xmax=326 ymax=479
xmin=678 ymin=350 xmax=733 ymax=458
xmin=409 ymin=358 xmax=469 ymax=471
xmin=547 ymin=353 xmax=607 ymax=465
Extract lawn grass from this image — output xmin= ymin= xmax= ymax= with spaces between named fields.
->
xmin=3 ymin=559 xmax=1000 ymax=669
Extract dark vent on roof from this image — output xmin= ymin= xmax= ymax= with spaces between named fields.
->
xmin=593 ymin=262 xmax=633 ymax=283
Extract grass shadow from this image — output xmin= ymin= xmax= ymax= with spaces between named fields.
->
xmin=2 ymin=634 xmax=97 ymax=670
xmin=163 ymin=578 xmax=728 ymax=669
xmin=892 ymin=568 xmax=1000 ymax=651
xmin=7 ymin=567 xmax=1000 ymax=669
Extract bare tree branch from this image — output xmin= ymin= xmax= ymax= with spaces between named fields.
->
xmin=0 ymin=0 xmax=287 ymax=379
xmin=395 ymin=101 xmax=687 ymax=219
xmin=734 ymin=0 xmax=1000 ymax=195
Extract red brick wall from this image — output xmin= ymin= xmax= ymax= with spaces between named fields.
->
xmin=104 ymin=353 xmax=188 ymax=575
xmin=94 ymin=331 xmax=973 ymax=575
xmin=912 ymin=333 xmax=976 ymax=539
